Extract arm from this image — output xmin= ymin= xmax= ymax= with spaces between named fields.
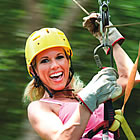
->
xmin=83 ymin=13 xmax=140 ymax=96
xmin=27 ymin=101 xmax=91 ymax=140
xmin=113 ymin=43 xmax=140 ymax=94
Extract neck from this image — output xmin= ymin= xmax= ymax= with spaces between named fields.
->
xmin=43 ymin=89 xmax=75 ymax=100
xmin=54 ymin=90 xmax=73 ymax=98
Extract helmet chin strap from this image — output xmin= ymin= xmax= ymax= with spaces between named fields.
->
xmin=30 ymin=58 xmax=74 ymax=98
xmin=30 ymin=64 xmax=53 ymax=98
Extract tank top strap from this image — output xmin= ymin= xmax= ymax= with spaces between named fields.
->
xmin=40 ymin=98 xmax=63 ymax=105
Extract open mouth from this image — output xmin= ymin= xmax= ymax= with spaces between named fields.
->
xmin=50 ymin=72 xmax=63 ymax=81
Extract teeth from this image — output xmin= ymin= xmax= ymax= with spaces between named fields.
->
xmin=50 ymin=72 xmax=62 ymax=78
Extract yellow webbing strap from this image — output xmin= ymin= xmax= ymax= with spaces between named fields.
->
xmin=109 ymin=110 xmax=136 ymax=140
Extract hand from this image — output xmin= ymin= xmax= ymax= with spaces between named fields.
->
xmin=83 ymin=13 xmax=100 ymax=35
xmin=83 ymin=13 xmax=125 ymax=54
xmin=78 ymin=67 xmax=122 ymax=113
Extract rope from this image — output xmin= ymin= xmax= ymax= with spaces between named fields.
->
xmin=72 ymin=0 xmax=140 ymax=29
xmin=106 ymin=22 xmax=140 ymax=28
xmin=72 ymin=0 xmax=89 ymax=15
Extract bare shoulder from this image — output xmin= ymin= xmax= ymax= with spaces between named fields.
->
xmin=27 ymin=101 xmax=63 ymax=139
xmin=27 ymin=101 xmax=51 ymax=122
xmin=28 ymin=100 xmax=52 ymax=111
xmin=28 ymin=100 xmax=40 ymax=110
xmin=28 ymin=101 xmax=42 ymax=113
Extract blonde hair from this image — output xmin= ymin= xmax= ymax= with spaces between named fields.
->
xmin=23 ymin=74 xmax=84 ymax=104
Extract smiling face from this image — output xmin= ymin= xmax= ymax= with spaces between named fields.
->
xmin=35 ymin=47 xmax=70 ymax=91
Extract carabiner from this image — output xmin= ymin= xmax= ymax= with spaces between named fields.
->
xmin=93 ymin=44 xmax=113 ymax=69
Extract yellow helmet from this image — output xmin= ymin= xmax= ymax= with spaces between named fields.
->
xmin=25 ymin=28 xmax=73 ymax=75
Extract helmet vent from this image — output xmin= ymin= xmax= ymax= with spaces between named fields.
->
xmin=63 ymin=38 xmax=65 ymax=41
xmin=58 ymin=31 xmax=64 ymax=35
xmin=46 ymin=29 xmax=49 ymax=33
xmin=33 ymin=35 xmax=40 ymax=41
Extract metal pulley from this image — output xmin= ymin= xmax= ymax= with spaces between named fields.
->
xmin=94 ymin=0 xmax=113 ymax=70
xmin=93 ymin=44 xmax=113 ymax=69
xmin=101 ymin=1 xmax=109 ymax=27
xmin=98 ymin=0 xmax=110 ymax=46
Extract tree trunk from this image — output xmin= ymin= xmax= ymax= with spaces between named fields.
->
xmin=18 ymin=118 xmax=41 ymax=140
xmin=23 ymin=0 xmax=44 ymax=34
xmin=57 ymin=0 xmax=90 ymax=35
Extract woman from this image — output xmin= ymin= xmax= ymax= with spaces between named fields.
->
xmin=23 ymin=13 xmax=140 ymax=140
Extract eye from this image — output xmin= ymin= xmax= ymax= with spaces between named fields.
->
xmin=40 ymin=58 xmax=49 ymax=63
xmin=56 ymin=55 xmax=64 ymax=60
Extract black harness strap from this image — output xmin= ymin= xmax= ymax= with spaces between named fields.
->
xmin=84 ymin=120 xmax=109 ymax=139
xmin=31 ymin=63 xmax=54 ymax=98
xmin=83 ymin=100 xmax=120 ymax=139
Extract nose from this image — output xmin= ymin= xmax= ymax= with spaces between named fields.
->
xmin=51 ymin=60 xmax=60 ymax=70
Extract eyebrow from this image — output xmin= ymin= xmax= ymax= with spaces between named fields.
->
xmin=40 ymin=52 xmax=64 ymax=59
xmin=57 ymin=53 xmax=64 ymax=56
xmin=40 ymin=56 xmax=49 ymax=60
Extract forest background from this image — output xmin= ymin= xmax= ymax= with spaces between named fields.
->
xmin=0 ymin=0 xmax=140 ymax=139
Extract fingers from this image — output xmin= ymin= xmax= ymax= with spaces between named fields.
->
xmin=83 ymin=13 xmax=99 ymax=21
xmin=109 ymin=84 xmax=122 ymax=99
xmin=98 ymin=67 xmax=119 ymax=79
xmin=83 ymin=12 xmax=100 ymax=34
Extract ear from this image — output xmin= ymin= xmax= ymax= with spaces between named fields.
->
xmin=29 ymin=65 xmax=35 ymax=77
xmin=69 ymin=59 xmax=71 ymax=68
